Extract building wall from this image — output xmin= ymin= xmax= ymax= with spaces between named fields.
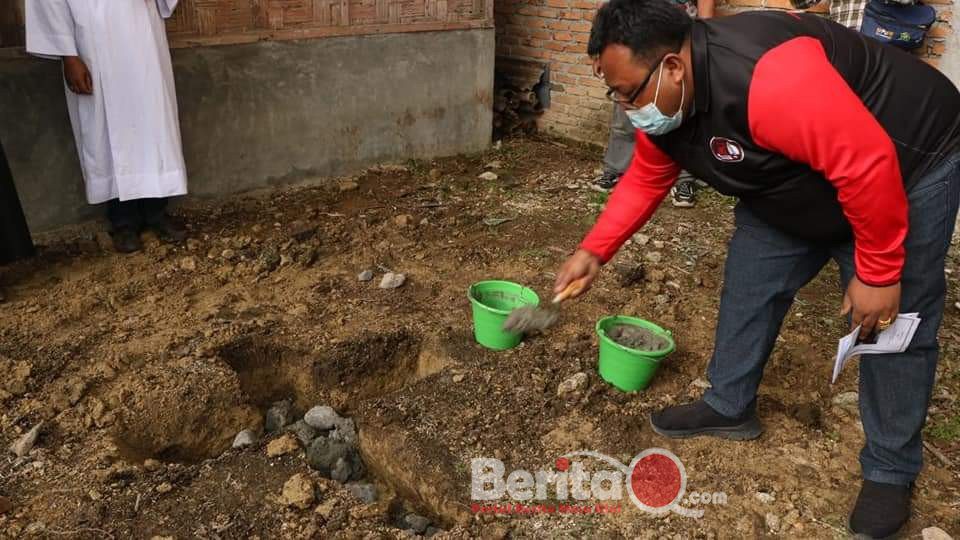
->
xmin=0 ymin=29 xmax=494 ymax=231
xmin=495 ymin=0 xmax=957 ymax=144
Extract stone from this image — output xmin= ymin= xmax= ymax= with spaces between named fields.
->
xmin=478 ymin=171 xmax=498 ymax=181
xmin=765 ymin=513 xmax=781 ymax=533
xmin=143 ymin=459 xmax=162 ymax=472
xmin=266 ymin=434 xmax=300 ymax=457
xmin=394 ymin=215 xmax=414 ymax=228
xmin=221 ymin=249 xmax=237 ymax=261
xmin=428 ymin=168 xmax=442 ymax=180
xmin=339 ymin=180 xmax=359 ymax=192
xmin=9 ymin=422 xmax=42 ymax=458
xmin=379 ymin=272 xmax=406 ymax=289
xmin=265 ymin=400 xmax=294 ymax=433
xmin=329 ymin=418 xmax=358 ymax=445
xmin=425 ymin=527 xmax=444 ymax=538
xmin=648 ymin=269 xmax=667 ymax=282
xmin=304 ymin=406 xmax=341 ymax=430
xmin=557 ymin=372 xmax=588 ymax=397
xmin=346 ymin=482 xmax=377 ymax=504
xmin=179 ymin=257 xmax=197 ymax=271
xmin=655 ymin=294 xmax=670 ymax=305
xmin=256 ymin=249 xmax=281 ymax=273
xmin=315 ymin=498 xmax=338 ymax=518
xmin=281 ymin=473 xmax=316 ymax=509
xmin=331 ymin=457 xmax=352 ymax=483
xmin=452 ymin=373 xmax=465 ymax=383
xmin=358 ymin=270 xmax=374 ymax=282
xmin=833 ymin=392 xmax=859 ymax=407
xmin=645 ymin=251 xmax=663 ymax=264
xmin=0 ymin=495 xmax=12 ymax=515
xmin=635 ymin=234 xmax=651 ymax=245
xmin=755 ymin=492 xmax=775 ymax=504
xmin=286 ymin=420 xmax=319 ymax=447
xmin=485 ymin=160 xmax=503 ymax=170
xmin=306 ymin=438 xmax=361 ymax=480
xmin=156 ymin=482 xmax=173 ymax=494
xmin=404 ymin=514 xmax=431 ymax=534
xmin=690 ymin=378 xmax=711 ymax=390
xmin=922 ymin=527 xmax=953 ymax=540
xmin=233 ymin=430 xmax=256 ymax=449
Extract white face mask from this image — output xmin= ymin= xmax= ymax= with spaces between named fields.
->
xmin=625 ymin=62 xmax=685 ymax=136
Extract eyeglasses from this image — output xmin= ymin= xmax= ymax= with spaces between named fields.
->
xmin=604 ymin=53 xmax=669 ymax=106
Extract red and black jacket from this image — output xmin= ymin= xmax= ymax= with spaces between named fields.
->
xmin=581 ymin=11 xmax=960 ymax=286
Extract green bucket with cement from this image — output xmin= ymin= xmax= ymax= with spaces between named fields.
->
xmin=468 ymin=280 xmax=540 ymax=350
xmin=596 ymin=315 xmax=675 ymax=391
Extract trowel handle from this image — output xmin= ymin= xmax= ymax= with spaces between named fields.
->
xmin=552 ymin=277 xmax=589 ymax=304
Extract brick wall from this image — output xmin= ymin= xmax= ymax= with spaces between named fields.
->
xmin=495 ymin=0 xmax=955 ymax=144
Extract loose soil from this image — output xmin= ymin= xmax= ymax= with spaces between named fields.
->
xmin=1 ymin=135 xmax=958 ymax=539
xmin=606 ymin=324 xmax=669 ymax=352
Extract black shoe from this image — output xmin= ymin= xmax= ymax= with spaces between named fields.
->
xmin=671 ymin=180 xmax=697 ymax=208
xmin=650 ymin=399 xmax=762 ymax=440
xmin=848 ymin=480 xmax=912 ymax=539
xmin=110 ymin=228 xmax=143 ymax=254
xmin=591 ymin=171 xmax=620 ymax=192
xmin=147 ymin=215 xmax=187 ymax=243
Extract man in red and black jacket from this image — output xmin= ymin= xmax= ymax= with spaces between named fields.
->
xmin=553 ymin=0 xmax=960 ymax=536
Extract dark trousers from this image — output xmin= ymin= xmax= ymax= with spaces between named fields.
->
xmin=106 ymin=198 xmax=169 ymax=232
xmin=0 ymin=141 xmax=35 ymax=265
xmin=703 ymin=153 xmax=960 ymax=485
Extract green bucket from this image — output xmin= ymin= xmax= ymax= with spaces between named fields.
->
xmin=468 ymin=280 xmax=540 ymax=350
xmin=596 ymin=315 xmax=675 ymax=392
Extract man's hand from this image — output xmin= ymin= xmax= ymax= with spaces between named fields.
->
xmin=554 ymin=249 xmax=602 ymax=299
xmin=841 ymin=276 xmax=900 ymax=339
xmin=63 ymin=56 xmax=93 ymax=95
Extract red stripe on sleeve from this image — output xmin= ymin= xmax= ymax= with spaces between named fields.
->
xmin=748 ymin=37 xmax=907 ymax=286
xmin=579 ymin=130 xmax=679 ymax=263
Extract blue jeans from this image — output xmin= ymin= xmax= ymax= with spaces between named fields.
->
xmin=703 ymin=154 xmax=960 ymax=486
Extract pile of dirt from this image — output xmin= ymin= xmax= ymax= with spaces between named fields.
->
xmin=606 ymin=324 xmax=669 ymax=352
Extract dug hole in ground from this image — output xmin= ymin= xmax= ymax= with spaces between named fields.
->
xmin=0 ymin=137 xmax=958 ymax=538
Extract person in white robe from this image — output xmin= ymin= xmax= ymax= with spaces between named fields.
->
xmin=26 ymin=0 xmax=188 ymax=253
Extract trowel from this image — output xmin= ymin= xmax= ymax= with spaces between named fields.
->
xmin=502 ymin=277 xmax=588 ymax=333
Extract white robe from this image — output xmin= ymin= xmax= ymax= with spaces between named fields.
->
xmin=26 ymin=0 xmax=188 ymax=205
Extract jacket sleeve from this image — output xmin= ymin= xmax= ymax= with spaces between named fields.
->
xmin=25 ymin=0 xmax=78 ymax=58
xmin=579 ymin=130 xmax=679 ymax=263
xmin=748 ymin=37 xmax=908 ymax=286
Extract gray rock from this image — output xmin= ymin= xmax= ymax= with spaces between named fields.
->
xmin=9 ymin=422 xmax=42 ymax=458
xmin=256 ymin=249 xmax=281 ymax=273
xmin=304 ymin=405 xmax=341 ymax=430
xmin=330 ymin=418 xmax=358 ymax=445
xmin=306 ymin=438 xmax=362 ymax=480
xmin=379 ymin=272 xmax=406 ymax=289
xmin=478 ymin=171 xmax=498 ymax=181
xmin=765 ymin=513 xmax=781 ymax=533
xmin=557 ymin=373 xmax=588 ymax=397
xmin=635 ymin=234 xmax=651 ymax=245
xmin=690 ymin=378 xmax=711 ymax=390
xmin=346 ymin=482 xmax=377 ymax=504
xmin=653 ymin=240 xmax=665 ymax=249
xmin=755 ymin=492 xmax=775 ymax=504
xmin=425 ymin=527 xmax=444 ymax=538
xmin=922 ymin=527 xmax=953 ymax=540
xmin=358 ymin=270 xmax=374 ymax=282
xmin=232 ymin=430 xmax=256 ymax=449
xmin=265 ymin=400 xmax=294 ymax=433
xmin=645 ymin=251 xmax=663 ymax=264
xmin=833 ymin=391 xmax=859 ymax=407
xmin=331 ymin=457 xmax=352 ymax=483
xmin=285 ymin=420 xmax=319 ymax=447
xmin=404 ymin=514 xmax=431 ymax=534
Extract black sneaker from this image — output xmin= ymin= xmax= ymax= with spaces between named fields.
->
xmin=848 ymin=480 xmax=912 ymax=539
xmin=591 ymin=171 xmax=620 ymax=192
xmin=650 ymin=399 xmax=762 ymax=440
xmin=671 ymin=180 xmax=697 ymax=208
xmin=110 ymin=228 xmax=143 ymax=254
xmin=147 ymin=215 xmax=188 ymax=243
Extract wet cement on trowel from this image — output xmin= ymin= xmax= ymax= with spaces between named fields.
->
xmin=607 ymin=324 xmax=668 ymax=352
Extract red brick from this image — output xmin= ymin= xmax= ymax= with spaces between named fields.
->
xmin=554 ymin=31 xmax=574 ymax=41
xmin=517 ymin=5 xmax=539 ymax=16
xmin=937 ymin=10 xmax=952 ymax=22
xmin=532 ymin=29 xmax=552 ymax=39
xmin=546 ymin=0 xmax=569 ymax=7
xmin=930 ymin=41 xmax=947 ymax=55
xmin=552 ymin=94 xmax=580 ymax=106
xmin=552 ymin=73 xmax=580 ymax=85
xmin=567 ymin=64 xmax=595 ymax=75
xmin=550 ymin=51 xmax=583 ymax=63
xmin=579 ymin=76 xmax=607 ymax=88
xmin=514 ymin=46 xmax=548 ymax=59
xmin=726 ymin=0 xmax=763 ymax=6
xmin=571 ymin=0 xmax=599 ymax=8
xmin=573 ymin=31 xmax=591 ymax=43
xmin=560 ymin=10 xmax=581 ymax=19
xmin=582 ymin=10 xmax=596 ymax=21
xmin=547 ymin=20 xmax=571 ymax=30
xmin=569 ymin=21 xmax=592 ymax=32
xmin=544 ymin=41 xmax=567 ymax=51
xmin=565 ymin=43 xmax=587 ymax=53
xmin=927 ymin=23 xmax=952 ymax=38
xmin=926 ymin=0 xmax=951 ymax=5
xmin=521 ymin=38 xmax=543 ymax=47
xmin=567 ymin=85 xmax=587 ymax=96
xmin=538 ymin=7 xmax=560 ymax=17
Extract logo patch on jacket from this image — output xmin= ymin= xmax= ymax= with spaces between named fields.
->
xmin=710 ymin=137 xmax=744 ymax=163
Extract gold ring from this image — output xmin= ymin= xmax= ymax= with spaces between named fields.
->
xmin=878 ymin=318 xmax=893 ymax=330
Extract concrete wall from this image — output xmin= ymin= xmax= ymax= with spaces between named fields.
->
xmin=0 ymin=29 xmax=494 ymax=232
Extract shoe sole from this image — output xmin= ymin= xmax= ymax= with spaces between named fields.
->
xmin=846 ymin=515 xmax=907 ymax=540
xmin=671 ymin=200 xmax=695 ymax=208
xmin=648 ymin=413 xmax=763 ymax=441
xmin=590 ymin=185 xmax=613 ymax=193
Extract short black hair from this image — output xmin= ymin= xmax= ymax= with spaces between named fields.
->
xmin=587 ymin=0 xmax=692 ymax=62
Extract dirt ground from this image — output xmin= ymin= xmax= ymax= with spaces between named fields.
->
xmin=1 ymin=136 xmax=958 ymax=539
